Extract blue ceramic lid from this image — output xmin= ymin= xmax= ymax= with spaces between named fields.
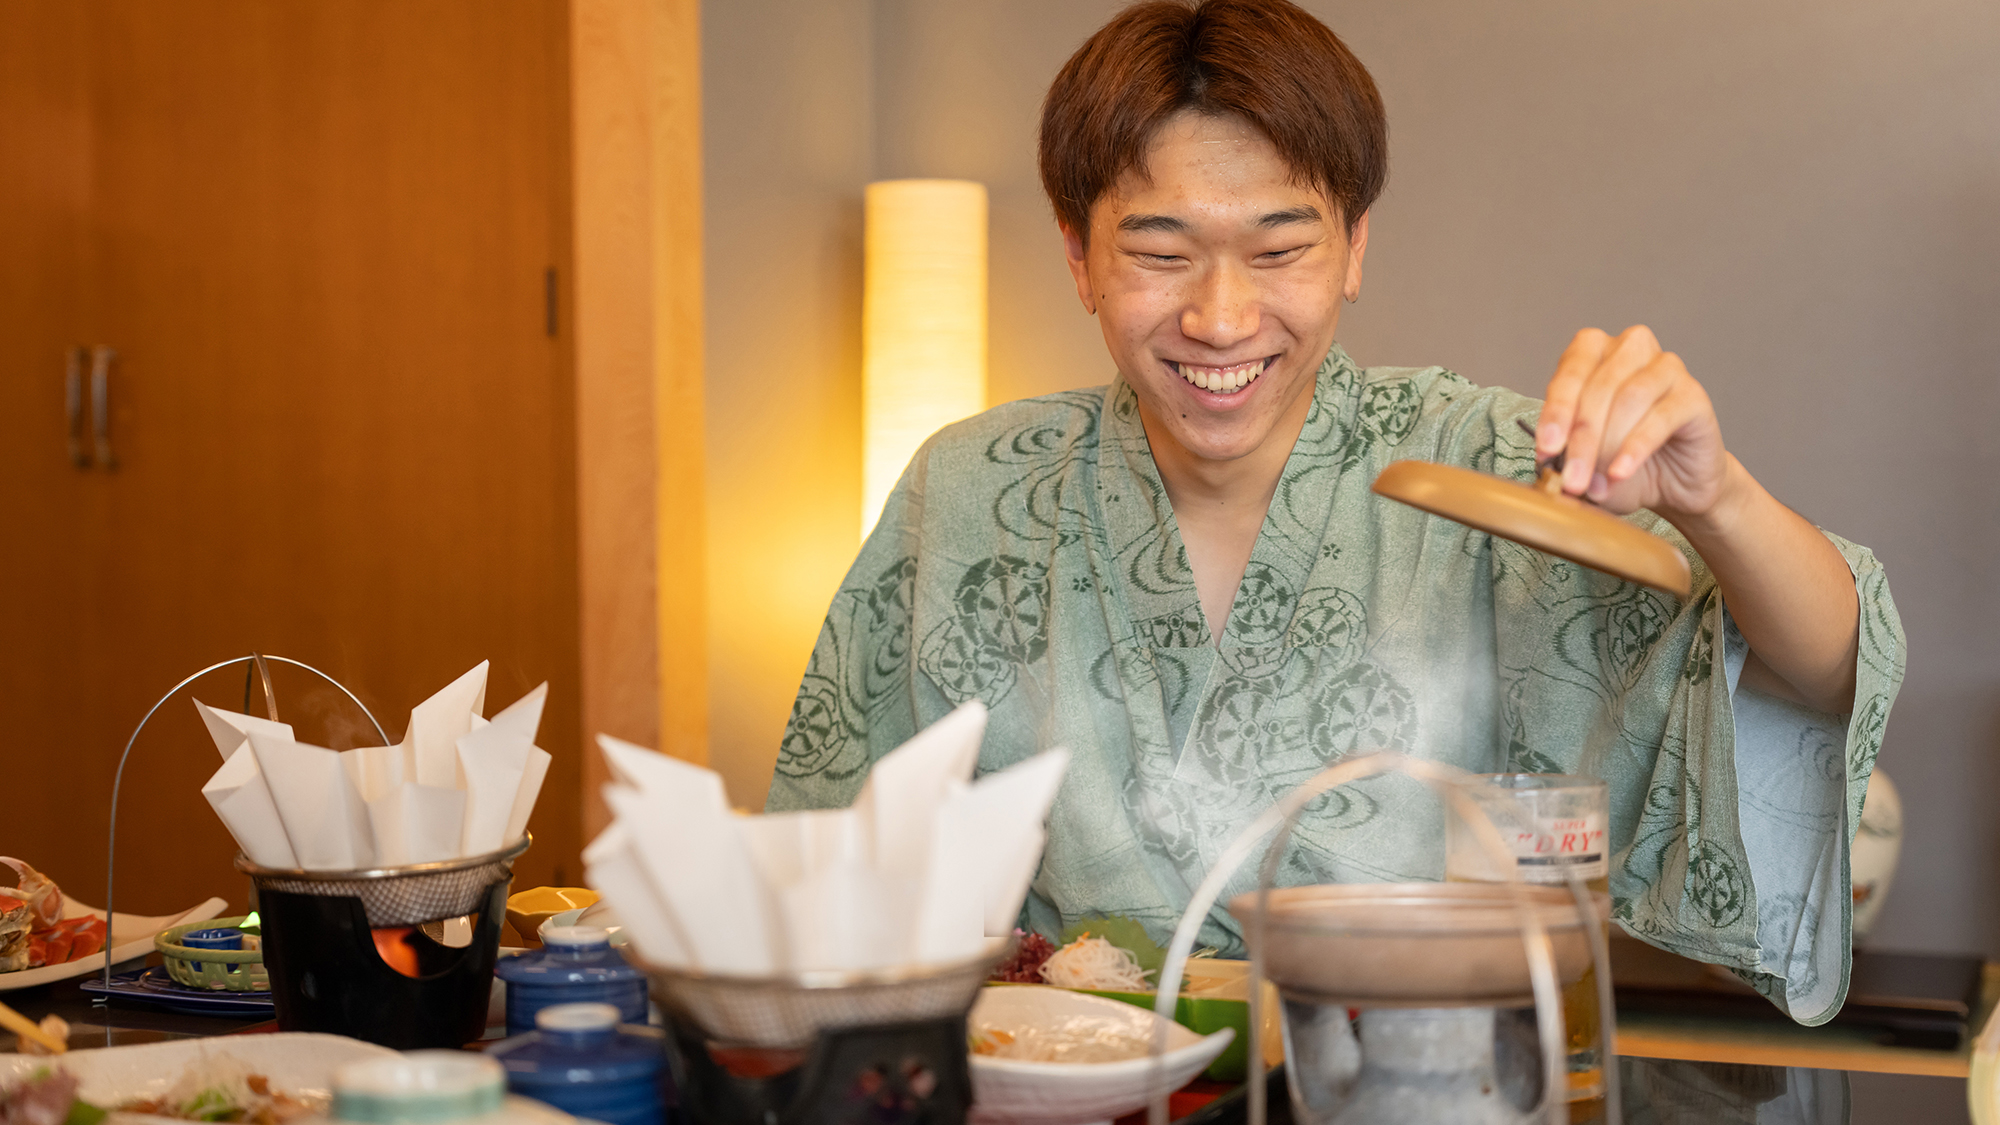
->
xmin=488 ymin=1003 xmax=665 ymax=1087
xmin=494 ymin=928 xmax=646 ymax=986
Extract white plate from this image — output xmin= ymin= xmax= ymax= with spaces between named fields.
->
xmin=0 ymin=896 xmax=229 ymax=992
xmin=540 ymin=904 xmax=627 ymax=945
xmin=968 ymin=985 xmax=1233 ymax=1125
xmin=0 ymin=1032 xmax=396 ymax=1123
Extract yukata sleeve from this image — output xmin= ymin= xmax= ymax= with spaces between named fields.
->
xmin=763 ymin=452 xmax=930 ymax=812
xmin=1716 ymin=532 xmax=1904 ymax=1024
xmin=1454 ymin=384 xmax=1907 ymax=1025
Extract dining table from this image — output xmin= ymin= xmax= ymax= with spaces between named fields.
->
xmin=2 ymin=953 xmax=1982 ymax=1125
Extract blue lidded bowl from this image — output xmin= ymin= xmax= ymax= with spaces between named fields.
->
xmin=493 ymin=926 xmax=648 ymax=1036
xmin=179 ymin=927 xmax=243 ymax=973
xmin=487 ymin=1003 xmax=672 ymax=1125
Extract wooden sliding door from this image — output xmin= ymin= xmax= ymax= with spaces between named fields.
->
xmin=0 ymin=1 xmax=595 ymax=912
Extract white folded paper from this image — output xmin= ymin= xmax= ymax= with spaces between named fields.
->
xmin=196 ymin=703 xmax=300 ymax=868
xmin=195 ymin=662 xmax=552 ymax=871
xmin=585 ymin=700 xmax=1070 ymax=976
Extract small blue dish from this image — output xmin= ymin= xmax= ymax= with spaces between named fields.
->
xmin=178 ymin=927 xmax=243 ymax=972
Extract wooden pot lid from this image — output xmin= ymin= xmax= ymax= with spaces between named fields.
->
xmin=1371 ymin=460 xmax=1692 ymax=598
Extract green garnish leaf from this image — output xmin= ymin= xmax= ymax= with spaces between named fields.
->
xmin=1058 ymin=914 xmax=1167 ymax=977
xmin=180 ymin=1086 xmax=239 ymax=1122
xmin=64 ymin=1100 xmax=108 ymax=1125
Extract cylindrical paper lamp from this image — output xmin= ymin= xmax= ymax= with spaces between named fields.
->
xmin=861 ymin=179 xmax=988 ymax=539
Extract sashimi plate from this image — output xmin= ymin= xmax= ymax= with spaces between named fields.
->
xmin=0 ymin=896 xmax=228 ymax=992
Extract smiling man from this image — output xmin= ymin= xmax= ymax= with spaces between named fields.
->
xmin=767 ymin=0 xmax=1904 ymax=1026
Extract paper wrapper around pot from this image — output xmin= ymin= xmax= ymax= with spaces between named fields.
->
xmin=1228 ymin=883 xmax=1603 ymax=1007
xmin=641 ymin=937 xmax=1009 ymax=1049
xmin=584 ymin=701 xmax=1070 ymax=978
xmin=197 ymin=663 xmax=553 ymax=873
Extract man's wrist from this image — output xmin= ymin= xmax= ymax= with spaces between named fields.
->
xmin=1662 ymin=454 xmax=1760 ymax=551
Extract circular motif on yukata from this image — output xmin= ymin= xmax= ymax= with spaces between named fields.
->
xmin=1193 ymin=677 xmax=1313 ymax=786
xmin=1849 ymin=696 xmax=1886 ymax=783
xmin=864 ymin=557 xmax=919 ymax=696
xmin=1508 ymin=744 xmax=1564 ymax=776
xmin=1140 ymin=607 xmax=1209 ymax=648
xmin=1128 ymin=525 xmax=1197 ymax=598
xmin=1357 ymin=379 xmax=1423 ymax=446
xmin=1689 ymin=840 xmax=1747 ymax=929
xmin=923 ymin=624 xmax=1014 ymax=700
xmin=1755 ymin=892 xmax=1820 ymax=999
xmin=954 ymin=556 xmax=1050 ymax=664
xmin=1089 ymin=643 xmax=1154 ymax=702
xmin=1285 ymin=587 xmax=1366 ymax=662
xmin=1858 ymin=583 xmax=1900 ymax=682
xmin=1799 ymin=726 xmax=1843 ymax=783
xmin=1124 ymin=775 xmax=1202 ymax=869
xmin=1226 ymin=563 xmax=1294 ymax=646
xmin=1295 ymin=785 xmax=1379 ymax=832
xmin=1604 ymin=592 xmax=1671 ymax=687
xmin=774 ymin=674 xmax=852 ymax=779
xmin=1683 ymin=621 xmax=1716 ymax=686
xmin=1218 ymin=645 xmax=1291 ymax=684
xmin=1308 ymin=662 xmax=1415 ymax=758
xmin=983 ymin=392 xmax=1099 ymax=464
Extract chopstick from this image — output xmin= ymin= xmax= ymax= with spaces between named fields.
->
xmin=0 ymin=996 xmax=66 ymax=1053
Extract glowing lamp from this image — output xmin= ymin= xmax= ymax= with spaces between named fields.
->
xmin=861 ymin=179 xmax=988 ymax=539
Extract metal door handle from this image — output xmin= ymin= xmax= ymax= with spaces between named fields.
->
xmin=66 ymin=346 xmax=89 ymax=468
xmin=89 ymin=345 xmax=117 ymax=470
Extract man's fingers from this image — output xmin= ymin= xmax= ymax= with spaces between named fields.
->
xmin=1596 ymin=352 xmax=1685 ymax=477
xmin=1607 ymin=380 xmax=1707 ymax=482
xmin=1561 ymin=328 xmax=1660 ymax=493
xmin=1538 ymin=328 xmax=1611 ymax=456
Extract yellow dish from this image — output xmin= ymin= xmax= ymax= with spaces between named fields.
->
xmin=505 ymin=886 xmax=598 ymax=942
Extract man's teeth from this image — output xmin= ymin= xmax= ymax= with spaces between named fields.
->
xmin=1177 ymin=359 xmax=1267 ymax=393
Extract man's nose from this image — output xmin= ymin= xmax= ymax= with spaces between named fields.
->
xmin=1180 ymin=261 xmax=1260 ymax=348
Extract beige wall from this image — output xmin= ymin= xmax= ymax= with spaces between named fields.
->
xmin=702 ymin=0 xmax=874 ymax=808
xmin=705 ymin=0 xmax=2000 ymax=955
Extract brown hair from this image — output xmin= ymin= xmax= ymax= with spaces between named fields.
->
xmin=1039 ymin=0 xmax=1386 ymax=240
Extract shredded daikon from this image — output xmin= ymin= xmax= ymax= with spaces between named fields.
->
xmin=1037 ymin=934 xmax=1153 ymax=991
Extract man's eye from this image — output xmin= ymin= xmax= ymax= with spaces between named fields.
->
xmin=1258 ymin=245 xmax=1309 ymax=261
xmin=1140 ymin=253 xmax=1183 ymax=265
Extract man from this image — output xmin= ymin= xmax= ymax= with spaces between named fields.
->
xmin=768 ymin=0 xmax=1903 ymax=1025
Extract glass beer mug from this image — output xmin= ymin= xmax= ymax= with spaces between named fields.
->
xmin=1444 ymin=773 xmax=1610 ymax=1103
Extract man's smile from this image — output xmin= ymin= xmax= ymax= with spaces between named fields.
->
xmin=1170 ymin=356 xmax=1273 ymax=395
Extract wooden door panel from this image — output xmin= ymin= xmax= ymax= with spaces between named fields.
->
xmin=5 ymin=1 xmax=583 ymax=915
xmin=0 ymin=3 xmax=98 ymax=897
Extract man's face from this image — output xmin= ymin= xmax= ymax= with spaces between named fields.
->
xmin=1064 ymin=111 xmax=1366 ymax=466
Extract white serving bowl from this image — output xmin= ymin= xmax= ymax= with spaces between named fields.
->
xmin=969 ymin=985 xmax=1234 ymax=1125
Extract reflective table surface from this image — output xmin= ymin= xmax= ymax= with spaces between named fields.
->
xmin=3 ymin=966 xmax=1976 ymax=1125
xmin=1172 ymin=1055 xmax=1969 ymax=1125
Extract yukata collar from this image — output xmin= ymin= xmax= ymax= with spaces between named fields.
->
xmin=1092 ymin=343 xmax=1366 ymax=648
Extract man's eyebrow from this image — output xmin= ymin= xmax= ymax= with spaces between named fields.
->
xmin=1116 ymin=213 xmax=1191 ymax=235
xmin=1257 ymin=205 xmax=1323 ymax=228
xmin=1115 ymin=206 xmax=1324 ymax=235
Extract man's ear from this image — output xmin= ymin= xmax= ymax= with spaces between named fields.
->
xmin=1343 ymin=210 xmax=1370 ymax=303
xmin=1061 ymin=223 xmax=1095 ymax=315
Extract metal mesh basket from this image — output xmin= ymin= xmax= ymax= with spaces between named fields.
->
xmin=235 ymin=836 xmax=531 ymax=928
xmin=644 ymin=939 xmax=1008 ymax=1049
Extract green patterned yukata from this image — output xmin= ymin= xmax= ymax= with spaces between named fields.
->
xmin=767 ymin=344 xmax=1905 ymax=1025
